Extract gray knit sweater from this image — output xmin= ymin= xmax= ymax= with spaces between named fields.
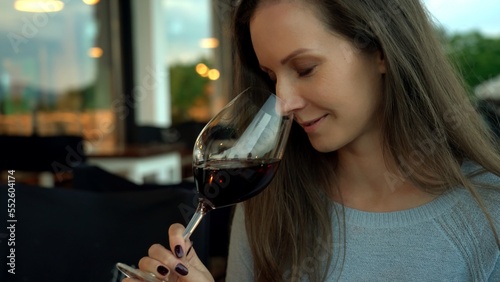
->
xmin=225 ymin=163 xmax=500 ymax=281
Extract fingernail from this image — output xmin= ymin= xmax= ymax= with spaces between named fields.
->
xmin=174 ymin=245 xmax=184 ymax=258
xmin=156 ymin=265 xmax=169 ymax=276
xmin=175 ymin=263 xmax=188 ymax=276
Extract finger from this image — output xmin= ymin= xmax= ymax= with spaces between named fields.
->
xmin=138 ymin=256 xmax=171 ymax=280
xmin=186 ymin=243 xmax=194 ymax=259
xmin=182 ymin=245 xmax=207 ymax=272
xmin=167 ymin=224 xmax=198 ymax=276
xmin=147 ymin=244 xmax=177 ymax=266
xmin=147 ymin=244 xmax=213 ymax=281
xmin=148 ymin=243 xmax=190 ymax=277
xmin=168 ymin=223 xmax=189 ymax=259
xmin=165 ymin=226 xmax=205 ymax=275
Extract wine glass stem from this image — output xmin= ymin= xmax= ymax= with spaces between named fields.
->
xmin=182 ymin=201 xmax=211 ymax=240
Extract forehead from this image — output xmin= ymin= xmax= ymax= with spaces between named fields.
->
xmin=251 ymin=1 xmax=318 ymax=29
xmin=249 ymin=0 xmax=335 ymax=46
xmin=252 ymin=0 xmax=317 ymax=19
xmin=251 ymin=2 xmax=313 ymax=44
xmin=249 ymin=1 xmax=347 ymax=67
xmin=250 ymin=0 xmax=332 ymax=36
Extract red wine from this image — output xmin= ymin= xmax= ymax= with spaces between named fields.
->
xmin=193 ymin=159 xmax=280 ymax=208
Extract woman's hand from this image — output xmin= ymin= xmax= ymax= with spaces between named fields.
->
xmin=123 ymin=223 xmax=214 ymax=282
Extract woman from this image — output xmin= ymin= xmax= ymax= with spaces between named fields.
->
xmin=125 ymin=0 xmax=500 ymax=281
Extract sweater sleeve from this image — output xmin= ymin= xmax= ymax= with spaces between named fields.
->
xmin=225 ymin=204 xmax=254 ymax=282
xmin=489 ymin=255 xmax=500 ymax=281
xmin=478 ymin=172 xmax=500 ymax=281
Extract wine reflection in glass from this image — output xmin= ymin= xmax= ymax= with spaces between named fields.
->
xmin=117 ymin=87 xmax=293 ymax=281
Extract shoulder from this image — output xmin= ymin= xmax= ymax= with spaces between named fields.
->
xmin=436 ymin=168 xmax=499 ymax=278
xmin=463 ymin=184 xmax=500 ymax=233
xmin=461 ymin=160 xmax=500 ymax=209
xmin=462 ymin=160 xmax=500 ymax=186
xmin=451 ymin=162 xmax=500 ymax=242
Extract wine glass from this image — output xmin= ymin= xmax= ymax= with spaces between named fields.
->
xmin=116 ymin=87 xmax=293 ymax=281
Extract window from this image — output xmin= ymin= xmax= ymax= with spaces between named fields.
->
xmin=0 ymin=0 xmax=123 ymax=152
xmin=163 ymin=0 xmax=232 ymax=124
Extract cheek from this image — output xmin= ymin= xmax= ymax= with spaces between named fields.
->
xmin=303 ymin=61 xmax=383 ymax=113
xmin=340 ymin=68 xmax=383 ymax=112
xmin=312 ymin=62 xmax=354 ymax=96
xmin=308 ymin=72 xmax=341 ymax=101
xmin=325 ymin=82 xmax=382 ymax=124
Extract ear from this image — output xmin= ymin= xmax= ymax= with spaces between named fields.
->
xmin=375 ymin=50 xmax=386 ymax=74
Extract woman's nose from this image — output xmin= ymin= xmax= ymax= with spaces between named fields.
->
xmin=276 ymin=82 xmax=305 ymax=114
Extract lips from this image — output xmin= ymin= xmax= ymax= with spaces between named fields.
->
xmin=299 ymin=114 xmax=327 ymax=128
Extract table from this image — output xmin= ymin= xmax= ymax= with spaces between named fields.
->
xmin=87 ymin=143 xmax=187 ymax=185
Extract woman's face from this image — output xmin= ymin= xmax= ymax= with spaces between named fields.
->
xmin=250 ymin=1 xmax=386 ymax=153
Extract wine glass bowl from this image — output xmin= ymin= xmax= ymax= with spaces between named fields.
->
xmin=116 ymin=87 xmax=292 ymax=281
xmin=193 ymin=87 xmax=292 ymax=210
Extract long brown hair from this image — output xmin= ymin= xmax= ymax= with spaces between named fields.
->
xmin=231 ymin=0 xmax=500 ymax=281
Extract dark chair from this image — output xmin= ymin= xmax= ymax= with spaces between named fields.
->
xmin=0 ymin=135 xmax=86 ymax=187
xmin=72 ymin=164 xmax=196 ymax=192
xmin=72 ymin=164 xmax=146 ymax=192
xmin=0 ymin=183 xmax=210 ymax=282
xmin=0 ymin=135 xmax=86 ymax=172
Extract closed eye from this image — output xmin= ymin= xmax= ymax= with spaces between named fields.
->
xmin=298 ymin=66 xmax=315 ymax=77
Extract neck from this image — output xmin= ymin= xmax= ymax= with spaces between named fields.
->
xmin=333 ymin=138 xmax=435 ymax=212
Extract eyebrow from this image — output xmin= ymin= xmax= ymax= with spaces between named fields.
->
xmin=280 ymin=48 xmax=312 ymax=65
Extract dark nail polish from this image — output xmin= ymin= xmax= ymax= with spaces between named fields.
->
xmin=175 ymin=263 xmax=189 ymax=276
xmin=157 ymin=265 xmax=169 ymax=276
xmin=174 ymin=245 xmax=184 ymax=258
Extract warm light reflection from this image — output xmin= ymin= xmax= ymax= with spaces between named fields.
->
xmin=196 ymin=63 xmax=219 ymax=80
xmin=200 ymin=38 xmax=219 ymax=49
xmin=83 ymin=0 xmax=100 ymax=5
xmin=88 ymin=47 xmax=103 ymax=58
xmin=196 ymin=63 xmax=209 ymax=76
xmin=14 ymin=0 xmax=64 ymax=12
xmin=208 ymin=69 xmax=220 ymax=81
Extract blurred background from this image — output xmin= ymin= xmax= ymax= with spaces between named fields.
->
xmin=0 ymin=0 xmax=499 ymax=153
xmin=0 ymin=0 xmax=237 ymax=187
xmin=0 ymin=1 xmax=498 ymax=281
xmin=0 ymin=0 xmax=498 ymax=157
xmin=0 ymin=0 xmax=233 ymax=152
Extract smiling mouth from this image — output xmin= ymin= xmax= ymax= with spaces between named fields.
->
xmin=301 ymin=114 xmax=327 ymax=127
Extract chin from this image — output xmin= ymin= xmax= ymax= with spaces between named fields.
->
xmin=308 ymin=138 xmax=338 ymax=153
